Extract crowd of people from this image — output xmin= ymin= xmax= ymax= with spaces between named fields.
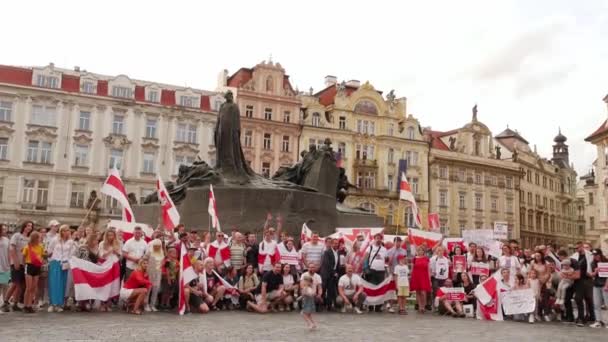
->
xmin=0 ymin=216 xmax=607 ymax=330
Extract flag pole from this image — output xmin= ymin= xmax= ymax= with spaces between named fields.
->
xmin=78 ymin=197 xmax=99 ymax=229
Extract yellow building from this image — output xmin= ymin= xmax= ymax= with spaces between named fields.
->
xmin=426 ymin=108 xmax=521 ymax=237
xmin=299 ymin=77 xmax=428 ymax=232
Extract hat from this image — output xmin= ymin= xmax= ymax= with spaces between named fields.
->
xmin=397 ymin=254 xmax=406 ymax=261
xmin=48 ymin=219 xmax=60 ymax=227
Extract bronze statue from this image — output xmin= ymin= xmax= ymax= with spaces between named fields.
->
xmin=495 ymin=145 xmax=502 ymax=159
xmin=85 ymin=190 xmax=100 ymax=225
xmin=337 ymin=168 xmax=357 ymax=203
xmin=449 ymin=136 xmax=456 ymax=150
xmin=127 ymin=192 xmax=138 ymax=206
xmin=214 ymin=91 xmax=255 ymax=183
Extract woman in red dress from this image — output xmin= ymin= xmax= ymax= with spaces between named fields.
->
xmin=410 ymin=245 xmax=431 ymax=313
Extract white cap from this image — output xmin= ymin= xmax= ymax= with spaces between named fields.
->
xmin=48 ymin=219 xmax=60 ymax=227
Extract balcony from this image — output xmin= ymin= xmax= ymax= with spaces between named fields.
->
xmin=353 ymin=158 xmax=378 ymax=168
xmin=350 ymin=187 xmax=398 ymax=199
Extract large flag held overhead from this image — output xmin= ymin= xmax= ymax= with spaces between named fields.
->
xmin=101 ymin=167 xmax=134 ymax=222
xmin=69 ymin=255 xmax=121 ymax=301
xmin=399 ymin=172 xmax=422 ymax=228
xmin=178 ymin=243 xmax=197 ymax=315
xmin=300 ymin=222 xmax=313 ymax=243
xmin=157 ymin=176 xmax=180 ymax=231
xmin=208 ymin=184 xmax=221 ymax=232
xmin=408 ymin=228 xmax=442 ymax=248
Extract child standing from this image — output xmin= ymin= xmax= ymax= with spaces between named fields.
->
xmin=300 ymin=275 xmax=317 ymax=330
xmin=393 ymin=255 xmax=410 ymax=315
xmin=526 ymin=269 xmax=540 ymax=323
xmin=555 ymin=259 xmax=574 ymax=307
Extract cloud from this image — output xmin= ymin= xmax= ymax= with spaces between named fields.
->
xmin=513 ymin=64 xmax=575 ymax=98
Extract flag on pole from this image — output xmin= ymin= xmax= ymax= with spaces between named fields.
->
xmin=408 ymin=228 xmax=442 ymax=248
xmin=300 ymin=222 xmax=313 ymax=243
xmin=428 ymin=213 xmax=440 ymax=232
xmin=101 ymin=167 xmax=134 ymax=222
xmin=157 ymin=176 xmax=180 ymax=231
xmin=399 ymin=172 xmax=422 ymax=228
xmin=69 ymin=255 xmax=121 ymax=301
xmin=208 ymin=185 xmax=221 ymax=232
xmin=178 ymin=243 xmax=197 ymax=315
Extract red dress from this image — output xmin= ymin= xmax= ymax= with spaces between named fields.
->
xmin=410 ymin=256 xmax=431 ymax=292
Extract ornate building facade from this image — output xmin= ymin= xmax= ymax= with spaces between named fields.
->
xmin=495 ymin=128 xmax=580 ymax=248
xmin=299 ymin=77 xmax=429 ymax=232
xmin=426 ymin=108 xmax=521 ymax=238
xmin=583 ymin=94 xmax=608 ymax=252
xmin=0 ymin=63 xmax=219 ymax=229
xmin=217 ymin=60 xmax=300 ymax=177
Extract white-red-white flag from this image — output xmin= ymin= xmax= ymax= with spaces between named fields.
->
xmin=428 ymin=212 xmax=440 ymax=232
xmin=208 ymin=185 xmax=221 ymax=232
xmin=300 ymin=222 xmax=313 ymax=243
xmin=474 ymin=271 xmax=504 ymax=321
xmin=178 ymin=243 xmax=197 ymax=315
xmin=399 ymin=172 xmax=422 ymax=228
xmin=69 ymin=255 xmax=121 ymax=301
xmin=361 ymin=277 xmax=397 ymax=306
xmin=157 ymin=176 xmax=180 ymax=231
xmin=101 ymin=167 xmax=134 ymax=222
xmin=407 ymin=228 xmax=442 ymax=248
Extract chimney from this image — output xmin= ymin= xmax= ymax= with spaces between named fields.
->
xmin=74 ymin=66 xmax=80 ymax=72
xmin=346 ymin=80 xmax=360 ymax=88
xmin=324 ymin=75 xmax=337 ymax=87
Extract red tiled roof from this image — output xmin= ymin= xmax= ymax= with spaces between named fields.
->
xmin=134 ymin=85 xmax=145 ymax=101
xmin=161 ymin=89 xmax=175 ymax=106
xmin=315 ymin=84 xmax=358 ymax=106
xmin=0 ymin=65 xmax=32 ymax=86
xmin=226 ymin=68 xmax=253 ymax=88
xmin=427 ymin=130 xmax=451 ymax=151
xmin=97 ymin=80 xmax=108 ymax=96
xmin=585 ymin=119 xmax=608 ymax=142
xmin=201 ymin=95 xmax=211 ymax=111
xmin=61 ymin=74 xmax=80 ymax=92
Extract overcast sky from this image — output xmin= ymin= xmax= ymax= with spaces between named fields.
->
xmin=3 ymin=0 xmax=607 ymax=175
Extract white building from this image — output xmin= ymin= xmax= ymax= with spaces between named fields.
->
xmin=0 ymin=63 xmax=220 ymax=229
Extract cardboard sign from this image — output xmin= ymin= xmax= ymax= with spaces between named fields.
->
xmin=502 ymin=288 xmax=536 ymax=315
xmin=598 ymin=262 xmax=608 ymax=278
xmin=470 ymin=262 xmax=490 ymax=276
xmin=444 ymin=287 xmax=466 ymax=301
xmin=453 ymin=255 xmax=467 ymax=273
xmin=493 ymin=222 xmax=508 ymax=240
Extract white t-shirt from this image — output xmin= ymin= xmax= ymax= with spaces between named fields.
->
xmin=430 ymin=255 xmax=450 ymax=280
xmin=303 ymin=272 xmax=322 ymax=289
xmin=394 ymin=264 xmax=410 ymax=287
xmin=49 ymin=239 xmax=75 ymax=262
xmin=0 ymin=237 xmax=9 ymax=272
xmin=122 ymin=237 xmax=148 ymax=270
xmin=9 ymin=233 xmax=28 ymax=265
xmin=301 ymin=242 xmax=324 ymax=267
xmin=338 ymin=273 xmax=362 ymax=296
xmin=368 ymin=244 xmax=387 ymax=271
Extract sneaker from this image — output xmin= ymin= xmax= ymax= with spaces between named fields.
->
xmin=544 ymin=315 xmax=551 ymax=322
xmin=12 ymin=304 xmax=22 ymax=312
xmin=576 ymin=320 xmax=585 ymax=327
xmin=589 ymin=322 xmax=602 ymax=328
xmin=354 ymin=307 xmax=363 ymax=315
xmin=144 ymin=305 xmax=152 ymax=312
xmin=528 ymin=315 xmax=535 ymax=324
xmin=388 ymin=307 xmax=396 ymax=314
xmin=55 ymin=306 xmax=63 ymax=313
xmin=340 ymin=306 xmax=346 ymax=313
xmin=0 ymin=303 xmax=10 ymax=313
xmin=47 ymin=305 xmax=55 ymax=313
xmin=151 ymin=306 xmax=158 ymax=312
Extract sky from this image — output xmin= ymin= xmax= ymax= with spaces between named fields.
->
xmin=2 ymin=0 xmax=607 ymax=175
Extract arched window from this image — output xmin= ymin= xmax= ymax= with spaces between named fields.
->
xmin=387 ymin=148 xmax=394 ymax=163
xmin=361 ymin=202 xmax=376 ymax=213
xmin=266 ymin=76 xmax=273 ymax=92
xmin=312 ymin=112 xmax=321 ymax=127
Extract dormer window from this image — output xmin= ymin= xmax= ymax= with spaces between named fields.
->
xmin=179 ymin=96 xmax=199 ymax=108
xmin=36 ymin=75 xmax=59 ymax=89
xmin=81 ymin=81 xmax=97 ymax=94
xmin=147 ymin=90 xmax=159 ymax=103
xmin=112 ymin=86 xmax=133 ymax=99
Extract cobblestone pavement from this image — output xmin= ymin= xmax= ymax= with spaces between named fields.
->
xmin=0 ymin=310 xmax=606 ymax=342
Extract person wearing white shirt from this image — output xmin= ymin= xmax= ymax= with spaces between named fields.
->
xmin=302 ymin=263 xmax=323 ymax=309
xmin=430 ymin=246 xmax=450 ymax=307
xmin=364 ymin=233 xmax=387 ymax=312
xmin=337 ymin=264 xmax=365 ymax=314
xmin=393 ymin=255 xmax=410 ymax=315
xmin=47 ymin=225 xmax=75 ymax=312
xmin=122 ymin=227 xmax=148 ymax=280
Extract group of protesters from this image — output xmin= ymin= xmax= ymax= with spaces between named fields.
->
xmin=0 ymin=216 xmax=607 ymax=330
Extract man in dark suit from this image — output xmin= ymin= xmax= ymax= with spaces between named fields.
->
xmin=320 ymin=238 xmax=339 ymax=311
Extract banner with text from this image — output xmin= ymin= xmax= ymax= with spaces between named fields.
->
xmin=502 ymin=289 xmax=536 ymax=315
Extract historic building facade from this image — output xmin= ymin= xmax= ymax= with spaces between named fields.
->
xmin=583 ymin=94 xmax=608 ymax=252
xmin=494 ymin=128 xmax=580 ymax=248
xmin=426 ymin=108 xmax=521 ymax=238
xmin=0 ymin=63 xmax=220 ymax=229
xmin=299 ymin=77 xmax=429 ymax=232
xmin=217 ymin=60 xmax=300 ymax=177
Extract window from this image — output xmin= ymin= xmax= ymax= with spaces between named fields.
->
xmin=264 ymin=108 xmax=272 ymax=121
xmin=112 ymin=86 xmax=132 ymax=99
xmin=387 ymin=175 xmax=394 ymax=191
xmin=245 ymin=105 xmax=254 ymax=118
xmin=73 ymin=144 xmax=89 ymax=167
xmin=78 ymin=111 xmax=91 ymax=130
xmin=0 ymin=178 xmax=3 ymax=202
xmin=145 ymin=119 xmax=157 ymax=138
xmin=388 ymin=148 xmax=394 ymax=164
xmin=475 ymin=194 xmax=482 ymax=210
xmin=311 ymin=112 xmax=320 ymax=126
xmin=589 ymin=193 xmax=594 ymax=205
xmin=266 ymin=76 xmax=273 ymax=92
xmin=369 ymin=122 xmax=375 ymax=135
xmin=387 ymin=123 xmax=394 ymax=136
xmin=405 ymin=206 xmax=414 ymax=227
xmin=21 ymin=179 xmax=49 ymax=210
xmin=475 ymin=173 xmax=482 ymax=184
xmin=281 ymin=136 xmax=290 ymax=152
xmin=549 ymin=179 xmax=554 ymax=191
xmin=459 ymin=193 xmax=466 ymax=209
xmin=70 ymin=183 xmax=85 ymax=208
xmin=439 ymin=166 xmax=448 ymax=178
xmin=147 ymin=90 xmax=159 ymax=103
xmin=0 ymin=101 xmax=12 ymax=121
xmin=535 ymin=194 xmax=541 ymax=206
xmin=506 ymin=176 xmax=513 ymax=188
xmin=31 ymin=104 xmax=57 ymax=126
xmin=174 ymin=155 xmax=195 ymax=174
xmin=491 ymin=197 xmax=498 ymax=211
xmin=527 ymin=192 xmax=533 ymax=205
xmin=283 ymin=111 xmax=291 ymax=123
xmin=81 ymin=81 xmax=96 ymax=94
xmin=405 ymin=151 xmax=418 ymax=166
xmin=507 ymin=198 xmax=513 ymax=213
xmin=0 ymin=138 xmax=7 ymax=160
xmin=261 ymin=162 xmax=271 ymax=178
xmin=244 ymin=130 xmax=253 ymax=147
xmin=338 ymin=142 xmax=346 ymax=156
xmin=409 ymin=177 xmax=419 ymax=194
xmin=112 ymin=115 xmax=124 ymax=134
xmin=263 ymin=133 xmax=272 ymax=150
xmin=550 ymin=199 xmax=554 ymax=211
xmin=36 ymin=75 xmax=59 ymax=88
xmin=407 ymin=126 xmax=415 ymax=139
xmin=457 ymin=168 xmax=465 ymax=181
xmin=358 ymin=171 xmax=376 ymax=189
xmin=535 ymin=173 xmax=540 ymax=185
xmin=142 ymin=152 xmax=155 ymax=173
xmin=386 ymin=205 xmax=394 ymax=225
xmin=543 ymin=196 xmax=548 ymax=208
xmin=179 ymin=96 xmax=198 ymax=108
xmin=339 ymin=116 xmax=346 ymax=130
xmin=527 ymin=170 xmax=532 ymax=182
xmin=176 ymin=123 xmax=197 ymax=143
xmin=542 ymin=176 xmax=547 ymax=188
xmin=26 ymin=140 xmax=52 ymax=164
xmin=109 ymin=149 xmax=124 ymax=170
xmin=439 ymin=190 xmax=448 ymax=207
xmin=590 ymin=216 xmax=595 ymax=230
xmin=362 ymin=202 xmax=376 ymax=214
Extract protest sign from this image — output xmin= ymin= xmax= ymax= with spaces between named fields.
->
xmin=502 ymin=288 xmax=536 ymax=315
xmin=470 ymin=262 xmax=490 ymax=276
xmin=444 ymin=287 xmax=466 ymax=301
xmin=598 ymin=262 xmax=608 ymax=277
xmin=453 ymin=255 xmax=467 ymax=273
xmin=493 ymin=222 xmax=508 ymax=240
